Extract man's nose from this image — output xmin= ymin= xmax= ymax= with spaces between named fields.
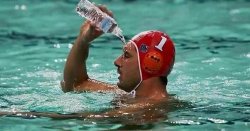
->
xmin=114 ymin=55 xmax=122 ymax=67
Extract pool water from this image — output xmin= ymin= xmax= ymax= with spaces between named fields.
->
xmin=0 ymin=0 xmax=250 ymax=130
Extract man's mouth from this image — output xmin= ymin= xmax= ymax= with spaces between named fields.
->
xmin=117 ymin=69 xmax=121 ymax=79
xmin=117 ymin=68 xmax=121 ymax=74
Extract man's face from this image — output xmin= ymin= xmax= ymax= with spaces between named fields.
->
xmin=114 ymin=42 xmax=141 ymax=92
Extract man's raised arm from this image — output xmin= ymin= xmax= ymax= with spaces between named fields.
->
xmin=61 ymin=6 xmax=116 ymax=92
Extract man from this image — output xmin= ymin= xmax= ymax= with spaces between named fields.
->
xmin=61 ymin=6 xmax=175 ymax=101
xmin=59 ymin=6 xmax=178 ymax=123
xmin=0 ymin=6 xmax=179 ymax=124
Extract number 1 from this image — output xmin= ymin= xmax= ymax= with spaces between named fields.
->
xmin=155 ymin=36 xmax=167 ymax=51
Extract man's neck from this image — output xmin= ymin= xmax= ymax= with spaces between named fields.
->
xmin=134 ymin=77 xmax=169 ymax=100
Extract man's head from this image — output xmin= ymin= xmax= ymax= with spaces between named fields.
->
xmin=114 ymin=30 xmax=175 ymax=92
xmin=114 ymin=42 xmax=141 ymax=92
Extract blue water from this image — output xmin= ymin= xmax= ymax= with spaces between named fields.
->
xmin=0 ymin=0 xmax=250 ymax=130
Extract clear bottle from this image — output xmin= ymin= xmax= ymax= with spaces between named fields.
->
xmin=76 ymin=0 xmax=126 ymax=44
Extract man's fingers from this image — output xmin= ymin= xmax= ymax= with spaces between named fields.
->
xmin=80 ymin=4 xmax=113 ymax=36
xmin=98 ymin=5 xmax=114 ymax=17
xmin=98 ymin=5 xmax=107 ymax=12
xmin=107 ymin=10 xmax=113 ymax=17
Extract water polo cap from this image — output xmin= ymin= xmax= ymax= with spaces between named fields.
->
xmin=130 ymin=30 xmax=175 ymax=82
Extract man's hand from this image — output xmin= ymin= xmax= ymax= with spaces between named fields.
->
xmin=79 ymin=5 xmax=114 ymax=43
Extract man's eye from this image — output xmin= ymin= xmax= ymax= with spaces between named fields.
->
xmin=123 ymin=52 xmax=129 ymax=58
xmin=125 ymin=53 xmax=129 ymax=58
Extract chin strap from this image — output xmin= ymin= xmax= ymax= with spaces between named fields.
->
xmin=129 ymin=81 xmax=142 ymax=98
xmin=129 ymin=40 xmax=143 ymax=98
xmin=129 ymin=90 xmax=136 ymax=97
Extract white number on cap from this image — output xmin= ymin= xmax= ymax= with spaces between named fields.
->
xmin=155 ymin=36 xmax=167 ymax=51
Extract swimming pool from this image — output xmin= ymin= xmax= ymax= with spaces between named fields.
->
xmin=0 ymin=0 xmax=250 ymax=130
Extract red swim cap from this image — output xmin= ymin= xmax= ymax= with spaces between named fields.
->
xmin=130 ymin=30 xmax=175 ymax=81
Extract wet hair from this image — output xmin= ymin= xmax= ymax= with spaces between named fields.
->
xmin=160 ymin=76 xmax=168 ymax=85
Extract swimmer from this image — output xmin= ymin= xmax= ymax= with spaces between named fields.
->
xmin=59 ymin=6 xmax=180 ymax=123
xmin=61 ymin=6 xmax=175 ymax=101
xmin=0 ymin=6 xmax=186 ymax=124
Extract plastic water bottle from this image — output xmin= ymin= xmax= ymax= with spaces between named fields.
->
xmin=76 ymin=0 xmax=126 ymax=44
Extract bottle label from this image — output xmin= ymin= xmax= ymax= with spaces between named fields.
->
xmin=100 ymin=18 xmax=112 ymax=33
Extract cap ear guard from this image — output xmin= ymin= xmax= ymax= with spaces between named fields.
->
xmin=142 ymin=51 xmax=163 ymax=74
